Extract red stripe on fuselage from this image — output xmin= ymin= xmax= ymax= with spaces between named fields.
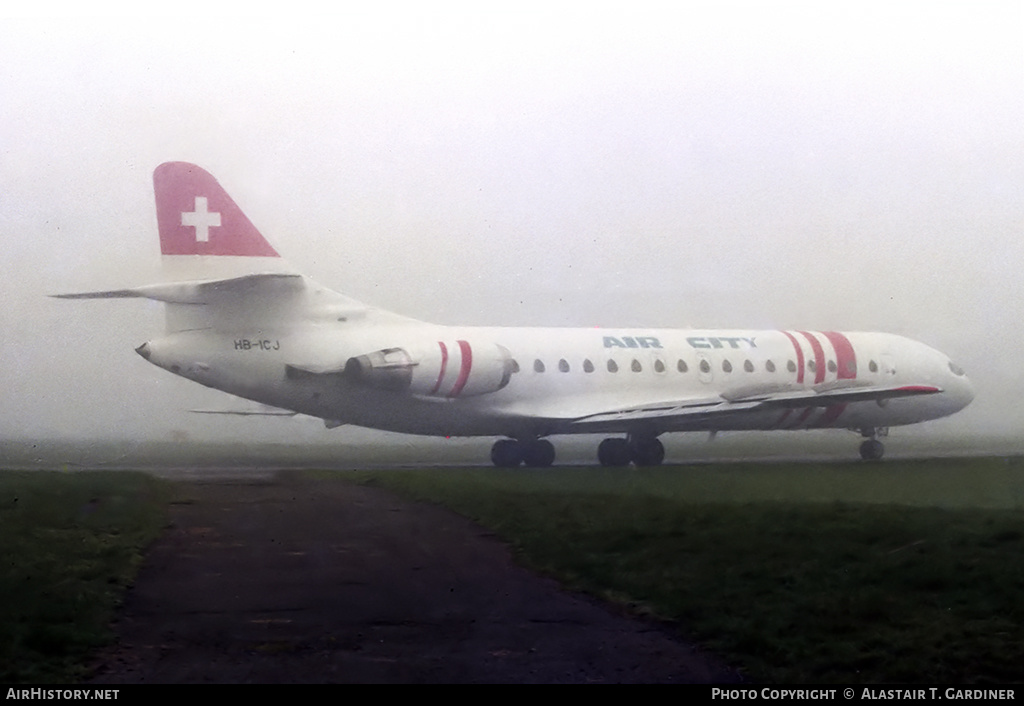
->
xmin=448 ymin=340 xmax=473 ymax=398
xmin=791 ymin=407 xmax=815 ymax=428
xmin=772 ymin=408 xmax=793 ymax=429
xmin=780 ymin=330 xmax=805 ymax=384
xmin=798 ymin=331 xmax=826 ymax=384
xmin=812 ymin=403 xmax=848 ymax=428
xmin=823 ymin=331 xmax=857 ymax=380
xmin=431 ymin=342 xmax=449 ymax=395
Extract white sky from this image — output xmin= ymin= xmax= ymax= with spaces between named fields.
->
xmin=1 ymin=2 xmax=1022 ymax=444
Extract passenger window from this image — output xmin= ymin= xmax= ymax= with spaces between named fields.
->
xmin=654 ymin=359 xmax=665 ymax=373
xmin=869 ymin=360 xmax=878 ymax=373
xmin=534 ymin=359 xmax=545 ymax=373
xmin=632 ymin=359 xmax=642 ymax=372
xmin=700 ymin=359 xmax=711 ymax=373
xmin=558 ymin=359 xmax=569 ymax=373
xmin=827 ymin=360 xmax=837 ymax=373
xmin=743 ymin=360 xmax=754 ymax=373
xmin=677 ymin=359 xmax=688 ymax=373
xmin=722 ymin=360 xmax=733 ymax=373
xmin=808 ymin=360 xmax=816 ymax=373
xmin=766 ymin=360 xmax=776 ymax=373
xmin=787 ymin=360 xmax=797 ymax=373
xmin=583 ymin=359 xmax=595 ymax=373
xmin=511 ymin=359 xmax=520 ymax=373
xmin=607 ymin=360 xmax=619 ymax=373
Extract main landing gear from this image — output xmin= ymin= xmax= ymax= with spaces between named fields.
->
xmin=490 ymin=434 xmax=666 ymax=468
xmin=491 ymin=438 xmax=556 ymax=468
xmin=597 ymin=435 xmax=665 ymax=467
xmin=858 ymin=427 xmax=888 ymax=461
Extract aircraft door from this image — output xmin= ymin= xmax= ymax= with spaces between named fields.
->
xmin=881 ymin=356 xmax=896 ymax=377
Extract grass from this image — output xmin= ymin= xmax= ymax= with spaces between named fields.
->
xmin=0 ymin=471 xmax=171 ymax=683
xmin=351 ymin=457 xmax=1024 ymax=683
xmin=3 ymin=457 xmax=1023 ymax=683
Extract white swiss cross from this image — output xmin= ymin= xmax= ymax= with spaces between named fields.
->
xmin=181 ymin=196 xmax=221 ymax=242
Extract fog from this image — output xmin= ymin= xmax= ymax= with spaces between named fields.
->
xmin=1 ymin=3 xmax=1021 ymax=449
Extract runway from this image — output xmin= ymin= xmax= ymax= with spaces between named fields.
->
xmin=87 ymin=471 xmax=737 ymax=683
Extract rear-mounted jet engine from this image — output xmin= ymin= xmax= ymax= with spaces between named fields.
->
xmin=344 ymin=340 xmax=514 ymax=398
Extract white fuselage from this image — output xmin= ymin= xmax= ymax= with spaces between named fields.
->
xmin=138 ymin=322 xmax=974 ymax=440
xmin=63 ymin=162 xmax=977 ymax=465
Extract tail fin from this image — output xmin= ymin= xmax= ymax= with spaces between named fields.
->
xmin=56 ymin=162 xmax=410 ymax=334
xmin=154 ymin=162 xmax=294 ymax=281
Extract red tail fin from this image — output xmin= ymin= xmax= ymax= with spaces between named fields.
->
xmin=154 ymin=162 xmax=280 ymax=257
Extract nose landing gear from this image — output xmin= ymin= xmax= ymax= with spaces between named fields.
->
xmin=858 ymin=427 xmax=888 ymax=461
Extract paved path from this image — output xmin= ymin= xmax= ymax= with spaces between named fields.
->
xmin=89 ymin=472 xmax=738 ymax=683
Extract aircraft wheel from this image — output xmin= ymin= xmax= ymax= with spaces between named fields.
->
xmin=522 ymin=439 xmax=556 ymax=467
xmin=598 ymin=438 xmax=631 ymax=467
xmin=491 ymin=439 xmax=523 ymax=468
xmin=630 ymin=437 xmax=665 ymax=466
xmin=859 ymin=439 xmax=885 ymax=461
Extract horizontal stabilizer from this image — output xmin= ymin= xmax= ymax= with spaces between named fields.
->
xmin=52 ymin=272 xmax=387 ymax=334
xmin=52 ymin=273 xmax=305 ymax=305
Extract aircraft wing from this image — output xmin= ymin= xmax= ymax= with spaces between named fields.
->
xmin=190 ymin=405 xmax=298 ymax=417
xmin=568 ymin=382 xmax=942 ymax=428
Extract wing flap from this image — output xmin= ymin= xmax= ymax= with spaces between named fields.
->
xmin=191 ymin=407 xmax=298 ymax=417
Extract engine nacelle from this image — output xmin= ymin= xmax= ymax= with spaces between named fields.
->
xmin=344 ymin=340 xmax=514 ymax=398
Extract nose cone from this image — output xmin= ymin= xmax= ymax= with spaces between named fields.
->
xmin=943 ymin=358 xmax=974 ymax=415
xmin=954 ymin=373 xmax=976 ymax=411
xmin=135 ymin=342 xmax=151 ymax=360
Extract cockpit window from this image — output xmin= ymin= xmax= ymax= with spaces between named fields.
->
xmin=948 ymin=361 xmax=965 ymax=376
